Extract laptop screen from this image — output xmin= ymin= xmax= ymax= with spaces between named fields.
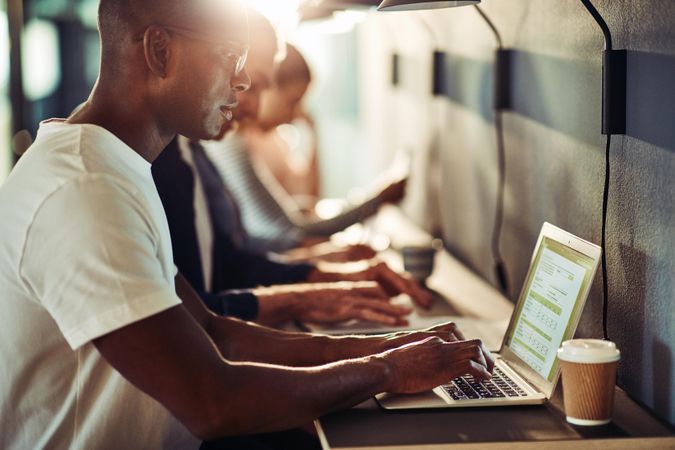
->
xmin=504 ymin=236 xmax=597 ymax=382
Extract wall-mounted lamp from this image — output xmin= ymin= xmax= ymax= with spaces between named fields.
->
xmin=375 ymin=0 xmax=512 ymax=296
xmin=302 ymin=0 xmax=381 ymax=11
xmin=377 ymin=0 xmax=479 ymax=11
xmin=299 ymin=0 xmax=381 ymax=20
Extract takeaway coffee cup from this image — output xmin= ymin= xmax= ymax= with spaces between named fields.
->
xmin=401 ymin=245 xmax=436 ymax=283
xmin=557 ymin=339 xmax=621 ymax=426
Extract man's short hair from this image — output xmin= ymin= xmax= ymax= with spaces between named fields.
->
xmin=98 ymin=0 xmax=186 ymax=57
xmin=97 ymin=0 xmax=246 ymax=74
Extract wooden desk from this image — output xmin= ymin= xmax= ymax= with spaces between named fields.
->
xmin=315 ymin=388 xmax=674 ymax=450
xmin=317 ymin=207 xmax=675 ymax=450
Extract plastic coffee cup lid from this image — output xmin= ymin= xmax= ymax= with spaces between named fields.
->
xmin=557 ymin=339 xmax=621 ymax=364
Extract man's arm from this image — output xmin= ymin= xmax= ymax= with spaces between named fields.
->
xmin=94 ymin=274 xmax=493 ymax=440
xmin=177 ymin=272 xmax=383 ymax=366
xmin=203 ymin=281 xmax=411 ymax=328
xmin=94 ymin=303 xmax=389 ymax=440
xmin=177 ymin=273 xmax=487 ymax=368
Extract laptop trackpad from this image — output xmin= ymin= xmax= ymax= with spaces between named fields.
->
xmin=375 ymin=391 xmax=447 ymax=410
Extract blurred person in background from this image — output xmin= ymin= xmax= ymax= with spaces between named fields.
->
xmin=152 ymin=10 xmax=433 ymax=327
xmin=203 ymin=43 xmax=408 ymax=255
xmin=247 ymin=44 xmax=321 ymax=211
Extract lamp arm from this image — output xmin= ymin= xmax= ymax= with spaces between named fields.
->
xmin=473 ymin=5 xmax=503 ymax=49
xmin=580 ymin=0 xmax=613 ymax=50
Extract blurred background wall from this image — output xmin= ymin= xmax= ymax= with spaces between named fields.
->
xmin=353 ymin=0 xmax=674 ymax=426
xmin=0 ymin=3 xmax=11 ymax=181
xmin=2 ymin=0 xmax=100 ymax=182
xmin=1 ymin=0 xmax=673 ymax=427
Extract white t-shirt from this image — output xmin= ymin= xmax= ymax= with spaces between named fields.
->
xmin=0 ymin=120 xmax=200 ymax=449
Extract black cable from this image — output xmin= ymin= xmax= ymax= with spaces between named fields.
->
xmin=580 ymin=0 xmax=613 ymax=341
xmin=492 ymin=110 xmax=509 ymax=296
xmin=415 ymin=12 xmax=441 ymax=48
xmin=580 ymin=0 xmax=613 ymax=50
xmin=474 ymin=5 xmax=509 ymax=296
xmin=473 ymin=5 xmax=503 ymax=49
xmin=601 ymin=134 xmax=611 ymax=341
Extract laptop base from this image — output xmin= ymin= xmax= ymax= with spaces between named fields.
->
xmin=375 ymin=358 xmax=546 ymax=410
xmin=375 ymin=390 xmax=546 ymax=410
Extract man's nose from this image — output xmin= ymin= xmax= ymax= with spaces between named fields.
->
xmin=232 ymin=68 xmax=251 ymax=93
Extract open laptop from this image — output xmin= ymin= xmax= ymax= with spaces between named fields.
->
xmin=376 ymin=222 xmax=601 ymax=410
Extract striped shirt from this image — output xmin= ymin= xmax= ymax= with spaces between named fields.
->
xmin=202 ymin=134 xmax=383 ymax=253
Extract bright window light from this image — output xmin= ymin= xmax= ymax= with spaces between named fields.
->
xmin=0 ymin=10 xmax=7 ymax=89
xmin=303 ymin=10 xmax=367 ymax=34
xmin=241 ymin=0 xmax=302 ymax=23
xmin=0 ymin=10 xmax=9 ymax=183
xmin=22 ymin=19 xmax=61 ymax=101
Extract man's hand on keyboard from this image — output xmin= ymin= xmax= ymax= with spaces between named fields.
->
xmin=381 ymin=322 xmax=468 ymax=347
xmin=306 ymin=260 xmax=434 ymax=308
xmin=378 ymin=337 xmax=495 ymax=395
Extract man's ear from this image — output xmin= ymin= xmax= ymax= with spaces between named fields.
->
xmin=143 ymin=25 xmax=172 ymax=77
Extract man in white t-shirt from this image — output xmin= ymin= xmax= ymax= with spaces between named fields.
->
xmin=0 ymin=0 xmax=494 ymax=448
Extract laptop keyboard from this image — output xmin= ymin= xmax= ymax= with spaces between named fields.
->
xmin=441 ymin=367 xmax=528 ymax=400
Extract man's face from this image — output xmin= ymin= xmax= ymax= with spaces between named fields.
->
xmin=232 ymin=38 xmax=277 ymax=129
xmin=163 ymin=3 xmax=251 ymax=140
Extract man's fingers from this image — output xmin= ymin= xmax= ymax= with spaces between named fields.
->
xmin=312 ymin=281 xmax=390 ymax=301
xmin=341 ymin=297 xmax=411 ymax=325
xmin=348 ymin=298 xmax=412 ymax=317
xmin=479 ymin=341 xmax=495 ymax=372
xmin=349 ymin=244 xmax=377 ymax=260
xmin=413 ymin=286 xmax=434 ymax=308
xmin=349 ymin=285 xmax=390 ymax=301
xmin=426 ymin=322 xmax=465 ymax=342
xmin=453 ymin=339 xmax=494 ymax=373
xmin=449 ymin=340 xmax=494 ymax=376
xmin=465 ymin=359 xmax=492 ymax=381
xmin=375 ymin=263 xmax=434 ymax=309
xmin=401 ymin=279 xmax=434 ymax=309
xmin=372 ymin=266 xmax=405 ymax=297
xmin=451 ymin=325 xmax=466 ymax=341
xmin=333 ymin=280 xmax=378 ymax=290
xmin=374 ymin=264 xmax=428 ymax=303
xmin=469 ymin=344 xmax=488 ymax=371
xmin=352 ymin=308 xmax=406 ymax=326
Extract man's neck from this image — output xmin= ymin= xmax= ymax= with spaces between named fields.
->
xmin=68 ymin=85 xmax=173 ymax=163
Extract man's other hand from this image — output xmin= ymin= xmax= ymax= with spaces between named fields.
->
xmin=315 ymin=244 xmax=378 ymax=263
xmin=378 ymin=177 xmax=407 ymax=204
xmin=254 ymin=281 xmax=411 ymax=327
xmin=308 ymin=260 xmax=434 ymax=309
xmin=379 ymin=321 xmax=467 ymax=346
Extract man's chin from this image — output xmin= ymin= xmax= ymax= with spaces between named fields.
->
xmin=212 ymin=121 xmax=239 ymax=141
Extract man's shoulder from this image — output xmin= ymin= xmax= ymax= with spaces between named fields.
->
xmin=0 ymin=126 xmax=136 ymax=228
xmin=52 ymin=173 xmax=142 ymax=202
